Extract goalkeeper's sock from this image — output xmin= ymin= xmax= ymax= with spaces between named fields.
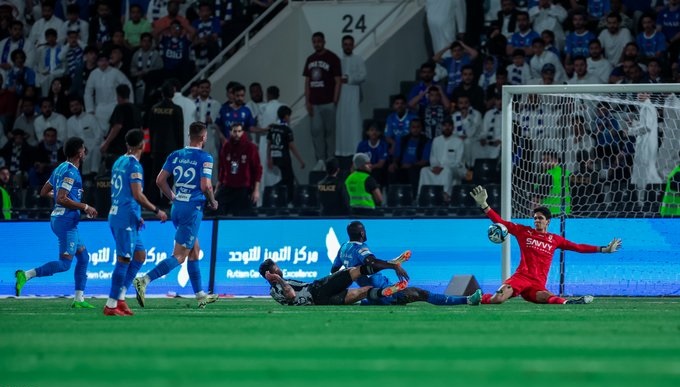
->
xmin=547 ymin=295 xmax=567 ymax=304
xmin=481 ymin=293 xmax=493 ymax=304
xmin=427 ymin=292 xmax=466 ymax=306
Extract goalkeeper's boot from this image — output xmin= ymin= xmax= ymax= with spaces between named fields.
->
xmin=467 ymin=289 xmax=483 ymax=306
xmin=133 ymin=277 xmax=147 ymax=308
xmin=103 ymin=306 xmax=126 ymax=316
xmin=117 ymin=300 xmax=134 ymax=315
xmin=197 ymin=293 xmax=219 ymax=309
xmin=381 ymin=280 xmax=408 ymax=297
xmin=565 ymin=295 xmax=594 ymax=304
xmin=14 ymin=270 xmax=27 ymax=297
xmin=389 ymin=250 xmax=412 ymax=265
xmin=71 ymin=300 xmax=95 ymax=309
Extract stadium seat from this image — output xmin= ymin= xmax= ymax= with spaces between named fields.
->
xmin=450 ymin=184 xmax=478 ymax=215
xmin=418 ymin=185 xmax=444 ymax=207
xmin=372 ymin=108 xmax=391 ymax=123
xmin=261 ymin=185 xmax=289 ymax=216
xmin=472 ymin=158 xmax=499 ymax=185
xmin=95 ymin=175 xmax=111 ymax=218
xmin=486 ymin=183 xmax=502 ymax=211
xmin=400 ymin=81 xmax=416 ymax=98
xmin=386 ymin=184 xmax=416 ymax=216
xmin=293 ymin=185 xmax=320 ymax=216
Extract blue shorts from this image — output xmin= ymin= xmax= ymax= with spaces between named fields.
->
xmin=50 ymin=216 xmax=83 ymax=257
xmin=171 ymin=203 xmax=203 ymax=249
xmin=110 ymin=226 xmax=145 ymax=258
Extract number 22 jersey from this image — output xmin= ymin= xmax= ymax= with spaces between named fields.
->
xmin=162 ymin=147 xmax=213 ymax=204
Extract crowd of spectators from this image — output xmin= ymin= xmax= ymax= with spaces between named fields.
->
xmin=0 ymin=0 xmax=678 ymax=220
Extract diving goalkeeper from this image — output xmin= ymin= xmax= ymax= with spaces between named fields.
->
xmin=469 ymin=185 xmax=622 ymax=305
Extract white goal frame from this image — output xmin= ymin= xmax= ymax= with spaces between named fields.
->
xmin=500 ymin=83 xmax=680 ymax=282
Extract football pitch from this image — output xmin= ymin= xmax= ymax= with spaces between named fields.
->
xmin=1 ymin=298 xmax=679 ymax=387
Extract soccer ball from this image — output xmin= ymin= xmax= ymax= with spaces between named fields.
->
xmin=487 ymin=223 xmax=508 ymax=244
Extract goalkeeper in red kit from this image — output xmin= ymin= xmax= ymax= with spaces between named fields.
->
xmin=469 ymin=185 xmax=622 ymax=305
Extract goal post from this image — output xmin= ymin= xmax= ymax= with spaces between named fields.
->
xmin=500 ymin=84 xmax=680 ymax=288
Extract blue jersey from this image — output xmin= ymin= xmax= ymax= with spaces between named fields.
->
xmin=356 ymin=139 xmax=388 ymax=165
xmin=509 ymin=30 xmax=540 ymax=50
xmin=217 ymin=103 xmax=256 ymax=137
xmin=332 ymin=241 xmax=389 ymax=288
xmin=109 ymin=154 xmax=144 ymax=229
xmin=588 ymin=0 xmax=610 ymax=19
xmin=657 ymin=7 xmax=680 ymax=42
xmin=159 ymin=36 xmax=191 ymax=70
xmin=385 ymin=111 xmax=418 ymax=140
xmin=49 ymin=161 xmax=82 ymax=220
xmin=162 ymin=147 xmax=213 ymax=204
xmin=442 ymin=55 xmax=472 ymax=95
xmin=636 ymin=32 xmax=667 ymax=58
xmin=565 ymin=30 xmax=597 ymax=58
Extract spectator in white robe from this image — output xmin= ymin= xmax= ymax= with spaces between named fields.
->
xmin=564 ymin=115 xmax=595 ymax=174
xmin=418 ymin=117 xmax=466 ymax=200
xmin=474 ymin=94 xmax=503 ymax=163
xmin=336 ymin=35 xmax=366 ymax=157
xmin=426 ymin=0 xmax=466 ymax=57
xmin=451 ymin=95 xmax=482 ymax=167
xmin=627 ymin=94 xmax=663 ymax=205
xmin=34 ymin=98 xmax=67 ymax=143
xmin=169 ymin=79 xmax=196 ymax=147
xmin=658 ymin=94 xmax=680 ymax=178
xmin=586 ymin=39 xmax=613 ymax=84
xmin=65 ymin=97 xmax=103 ymax=176
xmin=28 ymin=2 xmax=66 ymax=48
xmin=529 ymin=0 xmax=567 ymax=52
xmin=528 ymin=37 xmax=566 ymax=83
xmin=84 ymin=52 xmax=133 ymax=130
xmin=194 ymin=79 xmax=221 ymax=179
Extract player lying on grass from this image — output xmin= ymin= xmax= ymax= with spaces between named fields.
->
xmin=332 ymin=221 xmax=482 ymax=306
xmin=469 ymin=185 xmax=622 ymax=305
xmin=259 ymin=259 xmax=408 ymax=306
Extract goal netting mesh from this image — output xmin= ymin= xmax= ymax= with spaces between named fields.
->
xmin=509 ymin=90 xmax=680 ymax=219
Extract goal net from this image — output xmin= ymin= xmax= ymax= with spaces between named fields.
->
xmin=503 ymin=85 xmax=680 ymax=219
xmin=499 ymin=84 xmax=680 ymax=294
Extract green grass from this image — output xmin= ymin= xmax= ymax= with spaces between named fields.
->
xmin=1 ymin=298 xmax=679 ymax=387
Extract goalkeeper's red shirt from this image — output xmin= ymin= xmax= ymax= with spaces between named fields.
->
xmin=486 ymin=208 xmax=599 ymax=286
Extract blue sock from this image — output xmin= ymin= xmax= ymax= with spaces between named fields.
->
xmin=187 ymin=260 xmax=202 ymax=293
xmin=427 ymin=292 xmax=467 ymax=306
xmin=109 ymin=261 xmax=128 ymax=300
xmin=74 ymin=248 xmax=89 ymax=291
xmin=147 ymin=257 xmax=180 ymax=282
xmin=123 ymin=259 xmax=144 ymax=289
xmin=35 ymin=257 xmax=72 ymax=277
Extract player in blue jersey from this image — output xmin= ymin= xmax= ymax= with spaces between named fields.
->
xmin=331 ymin=221 xmax=482 ymax=306
xmin=104 ymin=129 xmax=169 ymax=316
xmin=14 ymin=137 xmax=99 ymax=308
xmin=133 ymin=122 xmax=219 ymax=309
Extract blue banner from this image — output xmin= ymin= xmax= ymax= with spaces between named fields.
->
xmin=3 ymin=218 xmax=679 ymax=297
xmin=213 ymin=218 xmax=680 ymax=297
xmin=0 ymin=220 xmax=213 ymax=296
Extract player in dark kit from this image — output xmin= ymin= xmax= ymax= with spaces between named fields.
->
xmin=267 ymin=105 xmax=305 ymax=202
xmin=259 ymin=259 xmax=408 ymax=306
xmin=470 ymin=185 xmax=622 ymax=305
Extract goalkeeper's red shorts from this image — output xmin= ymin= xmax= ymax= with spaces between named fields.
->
xmin=504 ymin=274 xmax=547 ymax=304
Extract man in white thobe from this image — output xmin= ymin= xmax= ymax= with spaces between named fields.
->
xmin=194 ymin=79 xmax=221 ymax=180
xmin=171 ymin=80 xmax=196 ymax=147
xmin=419 ymin=117 xmax=466 ymax=199
xmin=473 ymin=95 xmax=503 ymax=163
xmin=66 ymin=98 xmax=103 ymax=176
xmin=84 ymin=53 xmax=133 ymax=131
xmin=425 ymin=0 xmax=466 ymax=56
xmin=628 ymin=94 xmax=663 ymax=205
xmin=34 ymin=99 xmax=67 ymax=144
xmin=335 ymin=35 xmax=366 ymax=157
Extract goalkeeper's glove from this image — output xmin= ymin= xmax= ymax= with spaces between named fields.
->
xmin=470 ymin=185 xmax=489 ymax=211
xmin=601 ymin=238 xmax=622 ymax=253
